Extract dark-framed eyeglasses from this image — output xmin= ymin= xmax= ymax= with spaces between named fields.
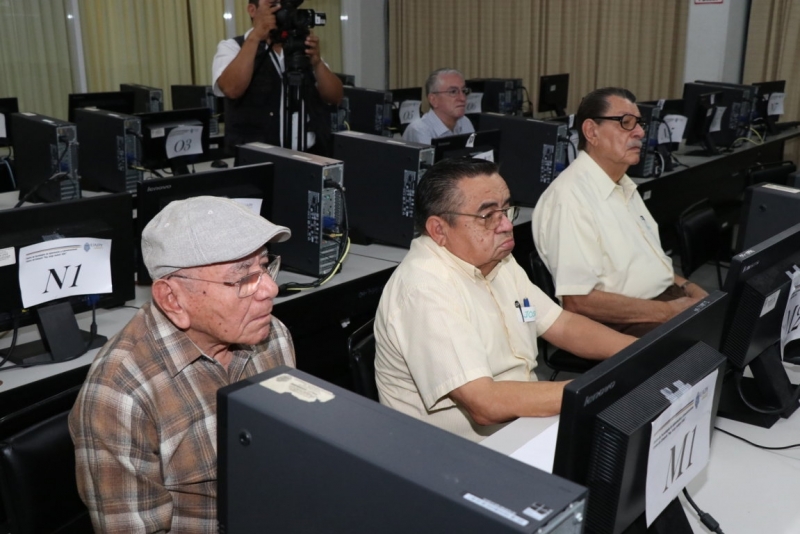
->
xmin=440 ymin=206 xmax=519 ymax=230
xmin=590 ymin=114 xmax=646 ymax=131
xmin=431 ymin=87 xmax=472 ymax=98
xmin=167 ymin=254 xmax=281 ymax=298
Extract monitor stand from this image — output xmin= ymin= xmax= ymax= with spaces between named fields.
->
xmin=3 ymin=301 xmax=107 ymax=367
xmin=684 ymin=132 xmax=720 ymax=157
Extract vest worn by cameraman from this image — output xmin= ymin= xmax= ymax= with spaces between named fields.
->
xmin=223 ymin=36 xmax=331 ymax=156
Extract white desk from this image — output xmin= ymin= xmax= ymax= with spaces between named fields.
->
xmin=481 ymin=364 xmax=800 ymax=534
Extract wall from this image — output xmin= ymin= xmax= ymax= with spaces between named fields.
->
xmin=341 ymin=0 xmax=387 ymax=89
xmin=684 ymin=0 xmax=750 ymax=83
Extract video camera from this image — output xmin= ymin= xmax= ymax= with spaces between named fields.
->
xmin=269 ymin=0 xmax=327 ymax=72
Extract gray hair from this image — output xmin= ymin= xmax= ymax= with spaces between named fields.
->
xmin=425 ymin=68 xmax=466 ymax=95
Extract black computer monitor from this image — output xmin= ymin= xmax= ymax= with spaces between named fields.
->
xmin=737 ymin=182 xmax=800 ymax=251
xmin=431 ymin=129 xmax=502 ymax=163
xmin=718 ymin=223 xmax=800 ymax=427
xmin=682 ymin=89 xmax=724 ymax=156
xmin=170 ymin=85 xmax=223 ymax=136
xmin=751 ymin=80 xmax=786 ymax=135
xmin=537 ymin=73 xmax=569 ymax=116
xmin=554 ymin=291 xmax=729 ymax=533
xmin=136 ymin=108 xmax=211 ymax=175
xmin=0 ymin=97 xmax=19 ymax=148
xmin=342 ymin=87 xmax=392 ymax=136
xmin=0 ymin=193 xmax=135 ymax=366
xmin=389 ymin=87 xmax=423 ymax=133
xmin=135 ymin=162 xmax=275 ymax=285
xmin=67 ymin=91 xmax=136 ymax=123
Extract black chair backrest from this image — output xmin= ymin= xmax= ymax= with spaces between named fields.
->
xmin=347 ymin=317 xmax=379 ymax=402
xmin=676 ymin=199 xmax=721 ymax=279
xmin=0 ymin=410 xmax=91 ymax=534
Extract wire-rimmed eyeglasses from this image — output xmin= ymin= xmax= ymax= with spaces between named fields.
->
xmin=590 ymin=114 xmax=646 ymax=131
xmin=431 ymin=87 xmax=472 ymax=98
xmin=440 ymin=206 xmax=519 ymax=230
xmin=167 ymin=254 xmax=281 ymax=298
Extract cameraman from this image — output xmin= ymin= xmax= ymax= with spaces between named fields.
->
xmin=212 ymin=0 xmax=343 ymax=155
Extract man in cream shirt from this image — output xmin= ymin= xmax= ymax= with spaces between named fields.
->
xmin=533 ymin=87 xmax=708 ymax=337
xmin=374 ymin=158 xmax=635 ymax=442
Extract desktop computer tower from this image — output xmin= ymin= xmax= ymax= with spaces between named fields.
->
xmin=236 ymin=143 xmax=345 ymax=277
xmin=479 ymin=113 xmax=568 ymax=207
xmin=342 ymin=87 xmax=392 ymax=137
xmin=332 ymin=131 xmax=434 ymax=248
xmin=218 ymin=366 xmax=588 ymax=534
xmin=682 ymin=82 xmax=749 ymax=149
xmin=74 ymin=108 xmax=142 ymax=193
xmin=627 ymin=103 xmax=661 ymax=178
xmin=12 ymin=113 xmax=80 ymax=203
xmin=465 ymin=78 xmax=524 ymax=115
xmin=171 ymin=85 xmax=221 ymax=136
xmin=120 ymin=83 xmax=164 ymax=113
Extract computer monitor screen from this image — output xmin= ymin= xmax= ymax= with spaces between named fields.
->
xmin=136 ymin=108 xmax=211 ymax=175
xmin=67 ymin=91 xmax=136 ymax=123
xmin=683 ymin=89 xmax=725 ymax=156
xmin=0 ymin=193 xmax=135 ymax=366
xmin=135 ymin=162 xmax=275 ymax=285
xmin=431 ymin=129 xmax=501 ymax=163
xmin=751 ymin=80 xmax=786 ymax=134
xmin=718 ymin=223 xmax=800 ymax=427
xmin=0 ymin=97 xmax=19 ymax=148
xmin=537 ymin=74 xmax=569 ymax=116
xmin=554 ymin=291 xmax=729 ymax=533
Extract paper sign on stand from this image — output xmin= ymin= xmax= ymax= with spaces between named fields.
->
xmin=166 ymin=125 xmax=204 ymax=159
xmin=466 ymin=92 xmax=483 ymax=114
xmin=660 ymin=115 xmax=687 ymax=144
xmin=399 ymin=101 xmax=421 ymax=124
xmin=232 ymin=198 xmax=263 ymax=216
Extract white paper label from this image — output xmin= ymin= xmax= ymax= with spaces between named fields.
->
xmin=165 ymin=125 xmax=204 ymax=159
xmin=781 ymin=268 xmax=800 ymax=357
xmin=260 ymin=373 xmax=335 ymax=403
xmin=463 ymin=493 xmax=530 ymax=526
xmin=18 ymin=237 xmax=113 ymax=308
xmin=643 ymin=190 xmax=652 ymax=201
xmin=151 ymin=127 xmax=166 ymax=138
xmin=0 ymin=114 xmax=6 ymax=139
xmin=465 ymin=92 xmax=483 ymax=114
xmin=662 ymin=115 xmax=687 ymax=144
xmin=398 ymin=100 xmax=421 ymax=124
xmin=472 ymin=149 xmax=494 ymax=162
xmin=767 ymin=92 xmax=785 ymax=116
xmin=465 ymin=133 xmax=476 ymax=147
xmin=0 ymin=246 xmax=15 ymax=267
xmin=761 ymin=289 xmax=780 ymax=317
xmin=645 ymin=370 xmax=717 ymax=526
xmin=709 ymin=106 xmax=726 ymax=133
xmin=232 ymin=197 xmax=262 ymax=215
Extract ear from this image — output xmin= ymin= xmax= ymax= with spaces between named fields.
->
xmin=247 ymin=2 xmax=258 ymax=19
xmin=427 ymin=92 xmax=437 ymax=110
xmin=152 ymin=279 xmax=191 ymax=330
xmin=425 ymin=215 xmax=449 ymax=247
xmin=582 ymin=118 xmax=600 ymax=148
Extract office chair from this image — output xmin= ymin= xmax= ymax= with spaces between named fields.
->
xmin=675 ymin=199 xmax=725 ymax=289
xmin=347 ymin=317 xmax=379 ymax=402
xmin=0 ymin=410 xmax=91 ymax=534
xmin=747 ymin=160 xmax=796 ymax=187
xmin=528 ymin=251 xmax=599 ymax=380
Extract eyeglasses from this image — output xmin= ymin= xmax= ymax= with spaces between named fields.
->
xmin=590 ymin=114 xmax=646 ymax=131
xmin=431 ymin=87 xmax=472 ymax=98
xmin=440 ymin=206 xmax=519 ymax=230
xmin=167 ymin=254 xmax=281 ymax=298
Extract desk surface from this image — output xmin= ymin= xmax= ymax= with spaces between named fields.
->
xmin=481 ymin=363 xmax=800 ymax=534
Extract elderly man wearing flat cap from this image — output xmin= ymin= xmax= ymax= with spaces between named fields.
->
xmin=70 ymin=196 xmax=295 ymax=534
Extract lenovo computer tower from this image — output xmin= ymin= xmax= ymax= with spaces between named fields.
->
xmin=479 ymin=113 xmax=568 ymax=207
xmin=171 ymin=85 xmax=222 ymax=136
xmin=342 ymin=87 xmax=392 ymax=137
xmin=236 ymin=143 xmax=345 ymax=277
xmin=120 ymin=83 xmax=164 ymax=113
xmin=218 ymin=366 xmax=588 ymax=534
xmin=74 ymin=108 xmax=142 ymax=193
xmin=333 ymin=131 xmax=434 ymax=247
xmin=12 ymin=113 xmax=80 ymax=203
xmin=465 ymin=78 xmax=524 ymax=116
xmin=627 ymin=103 xmax=661 ymax=178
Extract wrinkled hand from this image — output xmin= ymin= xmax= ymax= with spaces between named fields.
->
xmin=665 ymin=296 xmax=704 ymax=320
xmin=684 ymin=282 xmax=709 ymax=299
xmin=251 ymin=1 xmax=280 ymax=42
xmin=305 ymin=33 xmax=322 ymax=67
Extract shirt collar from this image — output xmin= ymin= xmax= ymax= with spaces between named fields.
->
xmin=578 ymin=150 xmax=638 ymax=201
xmin=418 ymin=235 xmax=510 ymax=282
xmin=424 ymin=110 xmax=458 ymax=137
xmin=147 ymin=302 xmax=255 ymax=377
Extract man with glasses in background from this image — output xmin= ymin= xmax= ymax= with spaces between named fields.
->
xmin=533 ymin=87 xmax=708 ymax=337
xmin=70 ymin=196 xmax=295 ymax=533
xmin=402 ymin=68 xmax=476 ymax=145
xmin=374 ymin=158 xmax=635 ymax=442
